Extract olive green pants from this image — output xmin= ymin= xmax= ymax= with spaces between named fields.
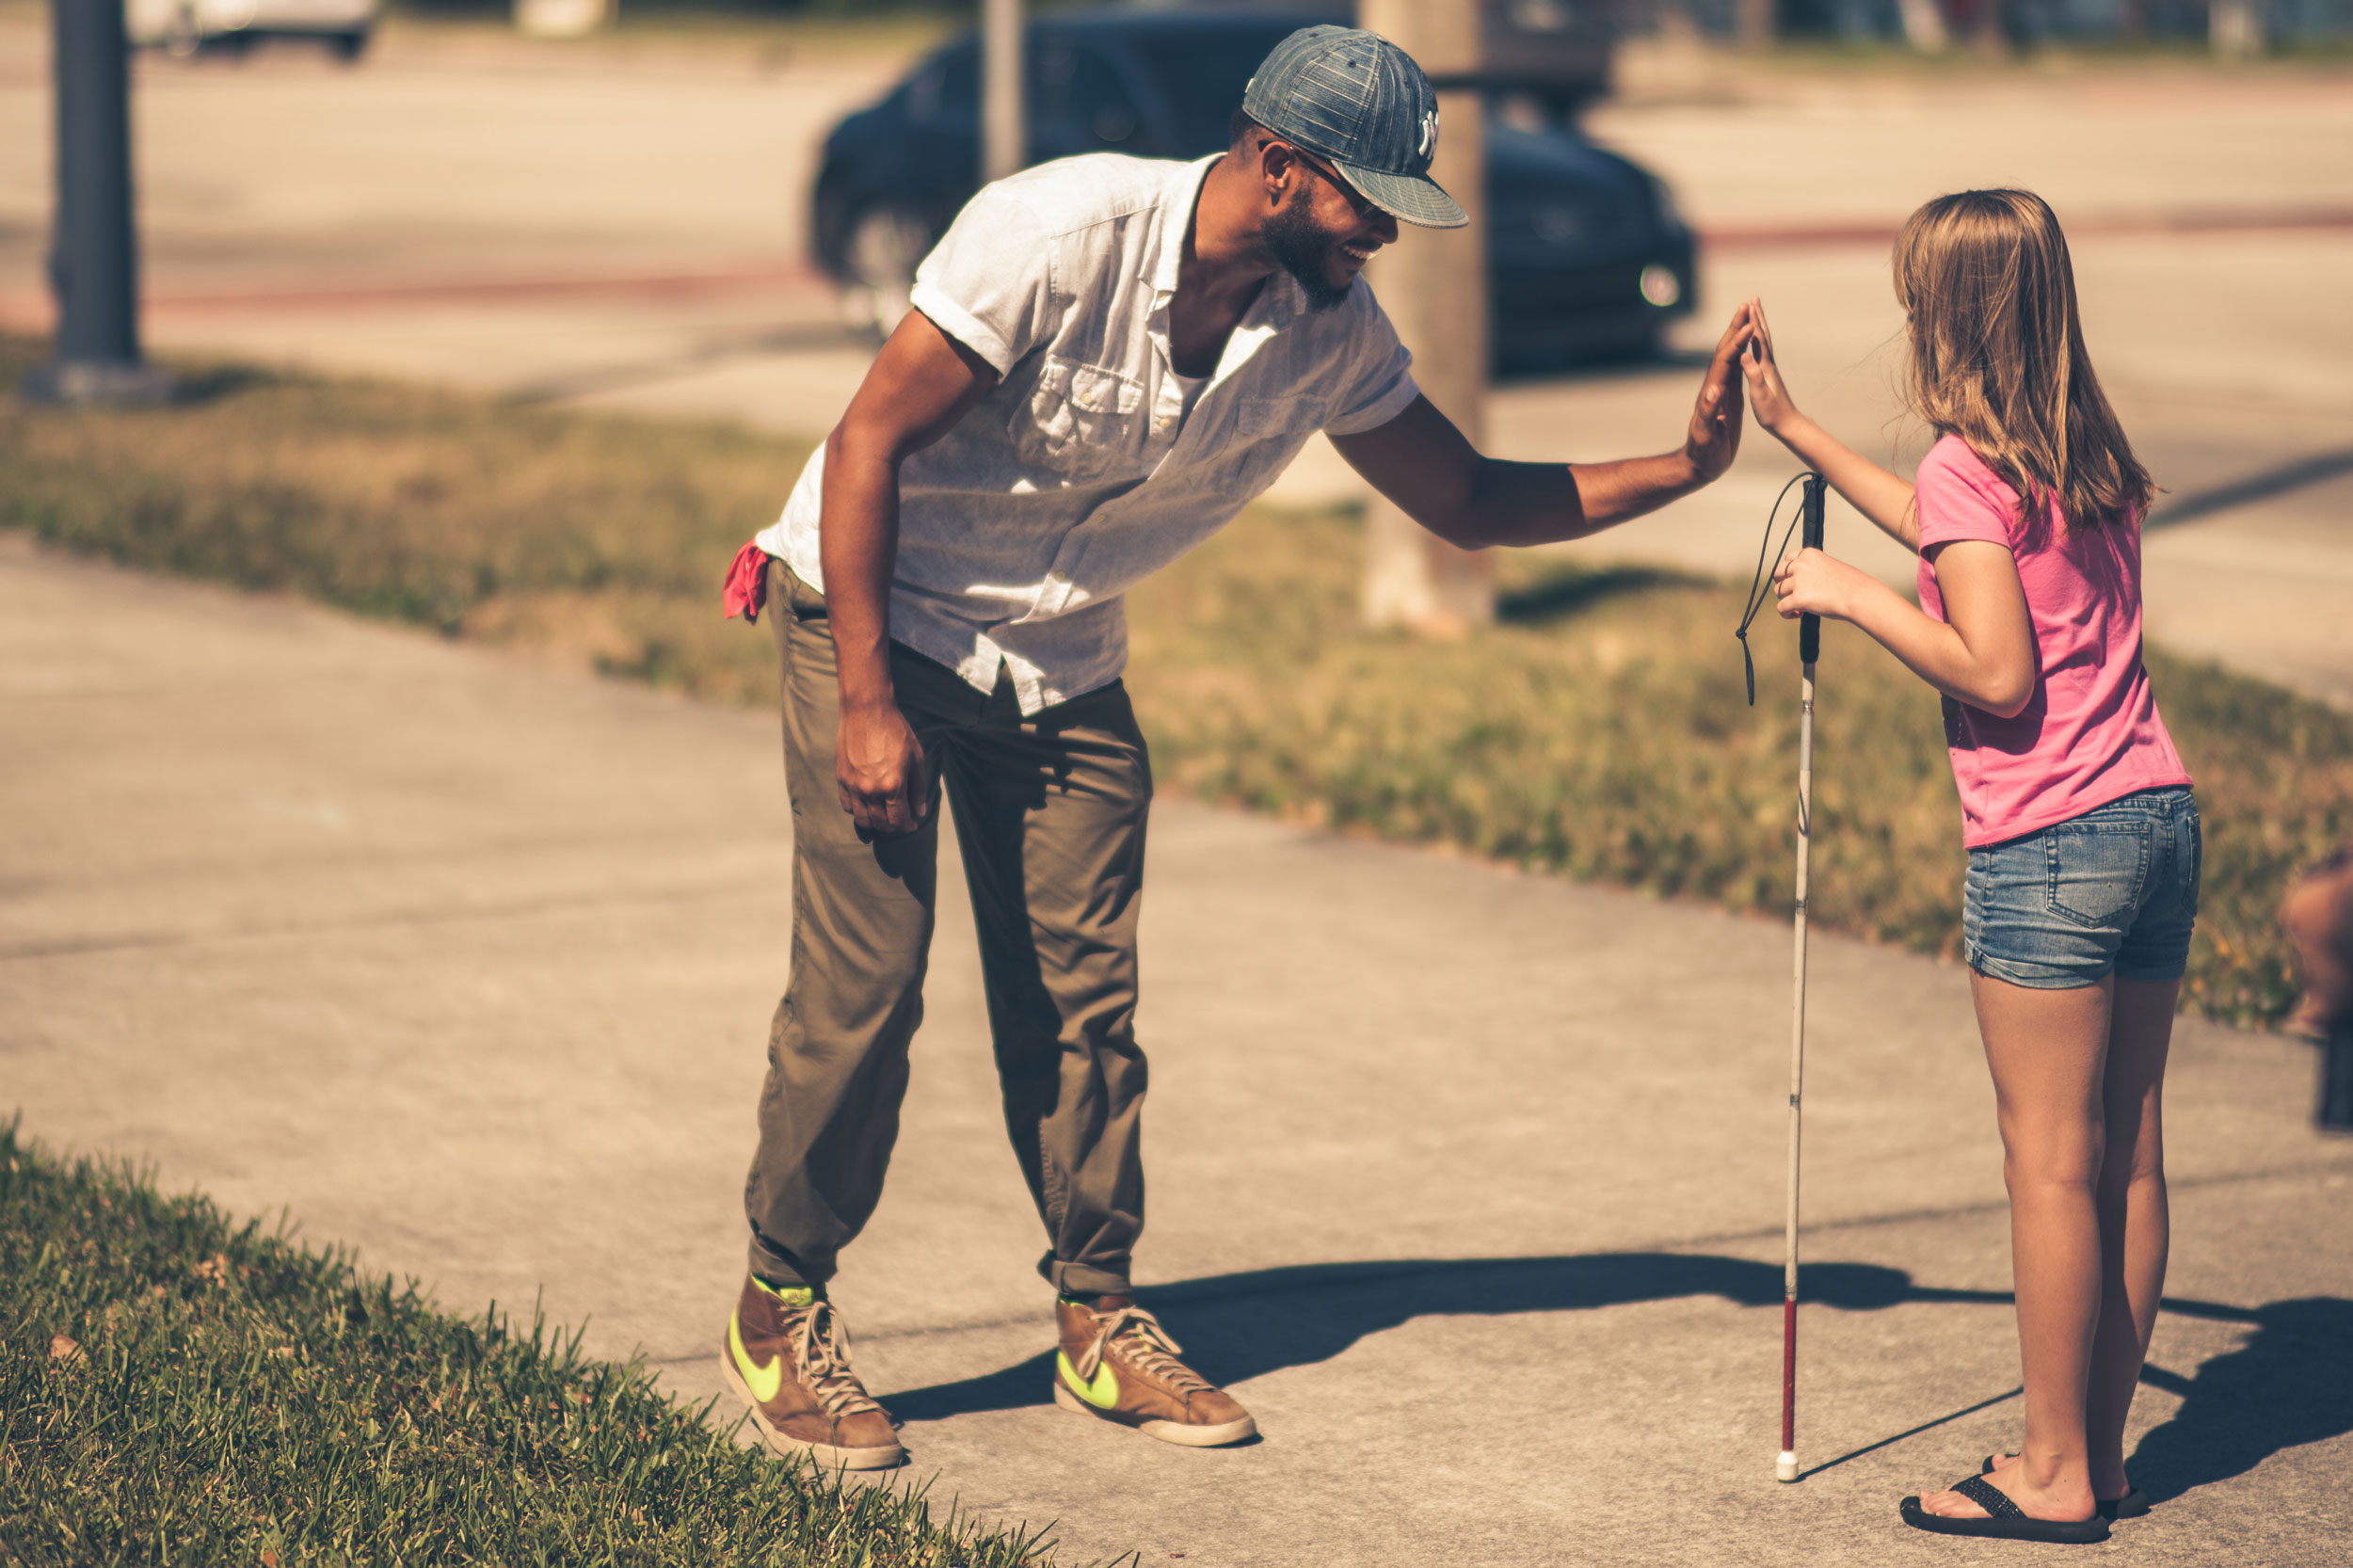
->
xmin=744 ymin=561 xmax=1150 ymax=1297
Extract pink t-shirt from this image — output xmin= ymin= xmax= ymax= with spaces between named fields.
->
xmin=1913 ymin=433 xmax=2191 ymax=848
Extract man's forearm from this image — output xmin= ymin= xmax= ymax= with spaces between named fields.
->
xmin=1451 ymin=450 xmax=1702 ymax=549
xmin=815 ymin=429 xmax=903 ymax=712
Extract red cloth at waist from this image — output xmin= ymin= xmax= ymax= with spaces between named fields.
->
xmin=722 ymin=541 xmax=770 ymax=623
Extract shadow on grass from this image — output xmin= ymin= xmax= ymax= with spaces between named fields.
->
xmin=3 ymin=353 xmax=269 ymax=411
xmin=165 ymin=362 xmax=278 ymax=407
xmin=1497 ymin=564 xmax=1713 ymax=625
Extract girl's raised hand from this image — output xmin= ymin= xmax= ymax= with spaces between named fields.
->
xmin=1739 ymin=296 xmax=1803 ymax=440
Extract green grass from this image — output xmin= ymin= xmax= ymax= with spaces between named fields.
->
xmin=3 ymin=334 xmax=2345 ymax=1027
xmin=1122 ymin=509 xmax=2353 ymax=1030
xmin=0 ymin=1123 xmax=1064 ymax=1567
xmin=0 ymin=343 xmax=798 ymax=707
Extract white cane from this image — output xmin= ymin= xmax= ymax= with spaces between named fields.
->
xmin=1776 ymin=473 xmax=1826 ymax=1483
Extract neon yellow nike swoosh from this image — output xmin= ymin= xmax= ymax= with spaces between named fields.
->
xmin=730 ymin=1310 xmax=784 ymax=1405
xmin=1057 ymin=1351 xmax=1119 ymax=1409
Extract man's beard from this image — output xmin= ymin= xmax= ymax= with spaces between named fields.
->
xmin=1263 ymin=193 xmax=1354 ymax=312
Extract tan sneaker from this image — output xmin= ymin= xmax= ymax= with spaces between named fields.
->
xmin=720 ymin=1275 xmax=904 ymax=1470
xmin=1051 ymin=1297 xmax=1257 ymax=1448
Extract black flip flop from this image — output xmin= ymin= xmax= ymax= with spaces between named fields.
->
xmin=1982 ymin=1453 xmax=2150 ymax=1519
xmin=1900 ymin=1475 xmax=2111 ymax=1543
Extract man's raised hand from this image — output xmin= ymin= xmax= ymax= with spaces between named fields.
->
xmin=1683 ymin=303 xmax=1757 ymax=485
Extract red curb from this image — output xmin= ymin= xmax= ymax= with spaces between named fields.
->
xmin=2 ymin=208 xmax=2344 ymax=329
xmin=1702 ymin=207 xmax=2353 ymax=251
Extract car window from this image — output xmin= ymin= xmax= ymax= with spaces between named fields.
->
xmin=903 ymin=40 xmax=978 ymax=129
xmin=896 ymin=24 xmax=1291 ymax=157
xmin=1126 ymin=27 xmax=1299 ymax=156
xmin=1032 ymin=40 xmax=1143 ymax=154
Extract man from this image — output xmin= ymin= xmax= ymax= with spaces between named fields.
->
xmin=719 ymin=24 xmax=1754 ymax=1468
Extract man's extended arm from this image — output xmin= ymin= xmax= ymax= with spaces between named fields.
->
xmin=1328 ymin=306 xmax=1754 ymax=549
xmin=818 ymin=311 xmax=999 ymax=833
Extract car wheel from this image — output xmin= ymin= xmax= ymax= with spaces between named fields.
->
xmin=330 ymin=29 xmax=370 ymax=63
xmin=841 ymin=205 xmax=932 ymax=340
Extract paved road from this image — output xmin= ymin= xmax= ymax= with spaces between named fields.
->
xmin=4 ymin=18 xmax=2345 ymax=703
xmin=7 ymin=531 xmax=2352 ymax=1566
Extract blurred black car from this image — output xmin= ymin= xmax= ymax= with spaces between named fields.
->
xmin=809 ymin=5 xmax=1695 ymax=374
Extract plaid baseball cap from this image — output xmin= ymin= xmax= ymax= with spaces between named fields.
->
xmin=1241 ymin=24 xmax=1468 ymax=231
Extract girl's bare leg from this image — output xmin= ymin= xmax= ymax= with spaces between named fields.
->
xmin=1982 ymin=976 xmax=2175 ymax=1500
xmin=2087 ymin=976 xmax=2176 ymax=1495
xmin=1918 ymin=972 xmax=2111 ymax=1523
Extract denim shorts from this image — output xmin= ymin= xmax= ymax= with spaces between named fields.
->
xmin=1962 ymin=786 xmax=2201 ymax=989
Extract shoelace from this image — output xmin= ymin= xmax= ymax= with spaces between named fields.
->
xmin=782 ymin=1298 xmax=885 ymax=1418
xmin=1075 ymin=1305 xmax=1211 ymax=1395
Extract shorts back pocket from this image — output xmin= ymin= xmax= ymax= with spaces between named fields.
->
xmin=2044 ymin=821 xmax=2151 ymax=928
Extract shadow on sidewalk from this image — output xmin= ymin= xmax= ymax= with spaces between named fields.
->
xmin=885 ymin=1256 xmax=2353 ymax=1500
xmin=883 ymin=1252 xmax=1979 ymax=1424
xmin=2126 ymin=1295 xmax=2353 ymax=1503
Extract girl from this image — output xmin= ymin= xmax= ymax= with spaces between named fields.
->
xmin=1742 ymin=189 xmax=2198 ymax=1545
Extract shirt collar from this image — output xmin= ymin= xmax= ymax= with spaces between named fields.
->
xmin=1147 ymin=153 xmax=1300 ymax=331
xmin=1148 ymin=154 xmax=1221 ymax=302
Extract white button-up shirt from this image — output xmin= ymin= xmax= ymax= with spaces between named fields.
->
xmin=756 ymin=152 xmax=1419 ymax=714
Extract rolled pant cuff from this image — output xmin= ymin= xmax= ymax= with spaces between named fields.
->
xmin=1041 ymin=1255 xmax=1131 ymax=1298
xmin=748 ymin=1229 xmax=828 ymax=1292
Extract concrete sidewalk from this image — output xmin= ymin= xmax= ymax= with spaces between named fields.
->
xmin=6 ymin=536 xmax=2350 ymax=1564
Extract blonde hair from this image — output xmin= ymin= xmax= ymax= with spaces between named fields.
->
xmin=1894 ymin=189 xmax=2152 ymax=534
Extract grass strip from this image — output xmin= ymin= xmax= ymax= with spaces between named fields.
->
xmin=3 ymin=334 xmax=2345 ymax=1026
xmin=1122 ymin=508 xmax=2351 ymax=1029
xmin=0 ymin=1122 xmax=1064 ymax=1567
xmin=0 ymin=338 xmax=797 ymax=706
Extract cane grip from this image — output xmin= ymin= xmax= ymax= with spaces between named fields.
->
xmin=1799 ymin=473 xmax=1825 ymax=665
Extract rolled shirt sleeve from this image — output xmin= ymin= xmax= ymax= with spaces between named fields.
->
xmin=907 ymin=186 xmax=1059 ymax=376
xmin=1322 ymin=289 xmax=1421 ymax=436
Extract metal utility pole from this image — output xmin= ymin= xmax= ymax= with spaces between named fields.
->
xmin=31 ymin=0 xmax=166 ymax=404
xmin=1357 ymin=0 xmax=1490 ymax=635
xmin=2210 ymin=0 xmax=2265 ymax=56
xmin=1896 ymin=0 xmax=1950 ymax=52
xmin=983 ymin=0 xmax=1025 ymax=184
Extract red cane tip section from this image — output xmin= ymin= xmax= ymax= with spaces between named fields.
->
xmin=1781 ymin=1295 xmax=1799 ymax=1452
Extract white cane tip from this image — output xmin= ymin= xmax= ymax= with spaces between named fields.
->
xmin=1775 ymin=1452 xmax=1800 ymax=1482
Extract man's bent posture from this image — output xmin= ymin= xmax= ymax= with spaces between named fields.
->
xmin=718 ymin=26 xmax=1754 ymax=1467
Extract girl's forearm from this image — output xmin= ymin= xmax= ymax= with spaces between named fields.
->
xmin=1771 ymin=415 xmax=1920 ymax=551
xmin=1839 ymin=575 xmax=2031 ymax=717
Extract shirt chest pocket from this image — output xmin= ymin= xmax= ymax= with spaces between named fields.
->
xmin=1020 ymin=356 xmax=1145 ymax=478
xmin=1225 ymin=393 xmax=1329 ymax=493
